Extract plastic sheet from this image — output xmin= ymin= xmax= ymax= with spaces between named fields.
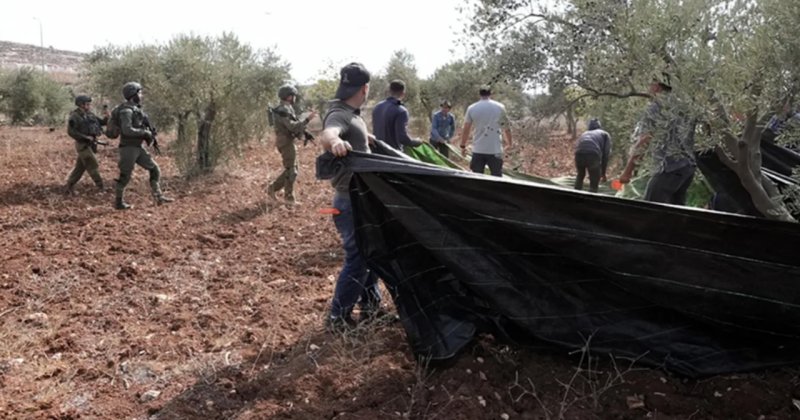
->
xmin=345 ymin=151 xmax=800 ymax=377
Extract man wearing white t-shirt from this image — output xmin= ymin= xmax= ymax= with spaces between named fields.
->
xmin=459 ymin=86 xmax=513 ymax=176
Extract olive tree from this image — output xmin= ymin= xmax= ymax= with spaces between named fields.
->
xmin=0 ymin=68 xmax=70 ymax=125
xmin=464 ymin=0 xmax=800 ymax=221
xmin=86 ymin=33 xmax=289 ymax=176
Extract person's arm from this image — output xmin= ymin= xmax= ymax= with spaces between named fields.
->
xmin=119 ymin=107 xmax=152 ymax=139
xmin=320 ymin=126 xmax=352 ymax=157
xmin=503 ymin=128 xmax=513 ymax=149
xmin=277 ymin=108 xmax=315 ymax=136
xmin=395 ymin=108 xmax=422 ymax=147
xmin=459 ymin=121 xmax=472 ymax=152
xmin=601 ymin=132 xmax=612 ymax=180
xmin=619 ymin=132 xmax=650 ymax=184
xmin=460 ymin=108 xmax=473 ymax=152
xmin=96 ymin=113 xmax=109 ymax=127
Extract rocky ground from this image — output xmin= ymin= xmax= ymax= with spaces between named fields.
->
xmin=0 ymin=125 xmax=798 ymax=419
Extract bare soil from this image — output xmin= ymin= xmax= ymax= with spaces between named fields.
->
xmin=1 ymin=126 xmax=798 ymax=420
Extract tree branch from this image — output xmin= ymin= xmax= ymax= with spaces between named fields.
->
xmin=742 ymin=106 xmax=763 ymax=180
xmin=580 ymin=86 xmax=652 ymax=100
xmin=735 ymin=141 xmax=795 ymax=221
xmin=714 ymin=145 xmax=737 ymax=170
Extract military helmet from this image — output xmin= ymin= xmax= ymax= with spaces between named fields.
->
xmin=278 ymin=85 xmax=298 ymax=100
xmin=122 ymin=82 xmax=143 ymax=100
xmin=74 ymin=95 xmax=92 ymax=106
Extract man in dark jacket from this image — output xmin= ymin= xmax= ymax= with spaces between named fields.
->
xmin=574 ymin=118 xmax=612 ymax=192
xmin=371 ymin=80 xmax=423 ymax=150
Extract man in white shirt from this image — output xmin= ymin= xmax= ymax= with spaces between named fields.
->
xmin=459 ymin=86 xmax=513 ymax=176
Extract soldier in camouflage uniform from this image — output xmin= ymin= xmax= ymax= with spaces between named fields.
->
xmin=266 ymin=85 xmax=317 ymax=205
xmin=65 ymin=95 xmax=109 ymax=194
xmin=114 ymin=82 xmax=173 ymax=210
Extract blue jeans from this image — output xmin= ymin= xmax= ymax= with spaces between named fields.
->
xmin=330 ymin=192 xmax=381 ymax=319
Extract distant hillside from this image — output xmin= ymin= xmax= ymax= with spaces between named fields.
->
xmin=0 ymin=40 xmax=85 ymax=84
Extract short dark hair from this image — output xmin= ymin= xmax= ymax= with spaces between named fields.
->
xmin=479 ymin=86 xmax=492 ymax=96
xmin=440 ymin=100 xmax=452 ymax=108
xmin=389 ymin=80 xmax=406 ymax=94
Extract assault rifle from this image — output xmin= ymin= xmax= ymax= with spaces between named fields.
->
xmin=271 ymin=106 xmax=316 ymax=146
xmin=141 ymin=113 xmax=161 ymax=155
xmin=87 ymin=114 xmax=108 ymax=152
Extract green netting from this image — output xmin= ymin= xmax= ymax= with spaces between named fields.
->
xmin=402 ymin=142 xmax=711 ymax=207
xmin=617 ymin=172 xmax=713 ymax=208
xmin=402 ymin=143 xmax=463 ymax=170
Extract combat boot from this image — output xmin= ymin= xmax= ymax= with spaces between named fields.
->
xmin=266 ymin=185 xmax=278 ymax=201
xmin=64 ymin=182 xmax=76 ymax=196
xmin=115 ymin=197 xmax=132 ymax=210
xmin=155 ymin=195 xmax=174 ymax=205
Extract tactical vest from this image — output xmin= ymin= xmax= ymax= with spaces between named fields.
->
xmin=118 ymin=104 xmax=147 ymax=147
xmin=70 ymin=109 xmax=103 ymax=138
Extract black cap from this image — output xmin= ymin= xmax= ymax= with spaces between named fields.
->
xmin=588 ymin=118 xmax=601 ymax=130
xmin=335 ymin=62 xmax=371 ymax=100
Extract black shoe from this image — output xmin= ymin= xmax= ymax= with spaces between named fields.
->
xmin=324 ymin=315 xmax=357 ymax=332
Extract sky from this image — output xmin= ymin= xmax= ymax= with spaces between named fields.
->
xmin=0 ymin=0 xmax=473 ymax=84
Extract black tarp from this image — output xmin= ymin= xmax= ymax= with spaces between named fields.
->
xmin=697 ymin=140 xmax=800 ymax=217
xmin=344 ymin=151 xmax=800 ymax=377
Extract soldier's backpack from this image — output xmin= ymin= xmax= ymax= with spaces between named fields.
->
xmin=105 ymin=103 xmax=132 ymax=139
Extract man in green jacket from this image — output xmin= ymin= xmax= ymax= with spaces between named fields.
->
xmin=266 ymin=85 xmax=316 ymax=206
xmin=65 ymin=95 xmax=108 ymax=194
xmin=114 ymin=81 xmax=173 ymax=210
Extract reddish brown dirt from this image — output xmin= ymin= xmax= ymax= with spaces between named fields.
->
xmin=1 ymin=126 xmax=798 ymax=420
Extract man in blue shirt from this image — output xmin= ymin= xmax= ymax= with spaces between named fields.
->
xmin=372 ymin=80 xmax=423 ymax=151
xmin=430 ymin=100 xmax=456 ymax=157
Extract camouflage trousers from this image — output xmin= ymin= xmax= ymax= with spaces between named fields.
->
xmin=268 ymin=142 xmax=298 ymax=200
xmin=115 ymin=146 xmax=163 ymax=200
xmin=66 ymin=143 xmax=103 ymax=187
